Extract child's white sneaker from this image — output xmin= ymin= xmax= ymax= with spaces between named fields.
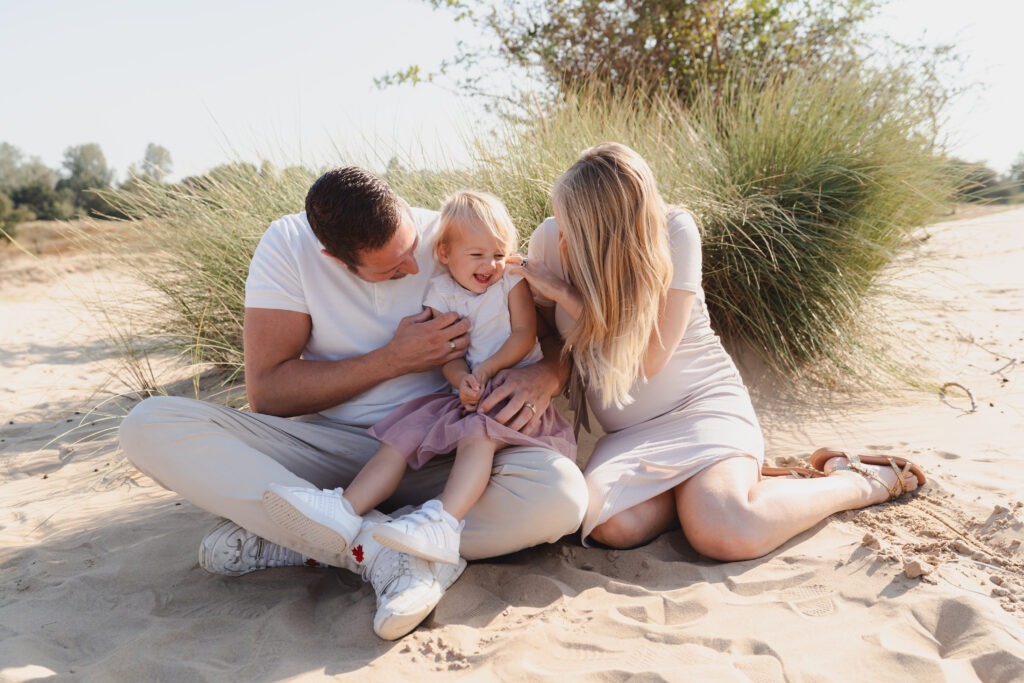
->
xmin=372 ymin=499 xmax=462 ymax=565
xmin=263 ymin=484 xmax=363 ymax=554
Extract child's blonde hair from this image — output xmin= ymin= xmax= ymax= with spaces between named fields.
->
xmin=436 ymin=190 xmax=518 ymax=259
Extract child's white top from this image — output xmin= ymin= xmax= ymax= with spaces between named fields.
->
xmin=424 ymin=271 xmax=543 ymax=371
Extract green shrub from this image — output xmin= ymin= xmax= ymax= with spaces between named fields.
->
xmin=462 ymin=69 xmax=951 ymax=379
xmin=102 ymin=68 xmax=951 ymax=389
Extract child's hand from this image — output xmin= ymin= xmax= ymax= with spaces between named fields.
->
xmin=471 ymin=365 xmax=492 ymax=389
xmin=459 ymin=374 xmax=482 ymax=410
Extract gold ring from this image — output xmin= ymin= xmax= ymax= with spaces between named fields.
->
xmin=449 ymin=341 xmax=456 ymax=350
xmin=524 ymin=401 xmax=537 ymax=415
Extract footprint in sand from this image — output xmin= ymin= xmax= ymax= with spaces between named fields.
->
xmin=613 ymin=595 xmax=708 ymax=626
xmin=776 ymin=584 xmax=835 ymax=618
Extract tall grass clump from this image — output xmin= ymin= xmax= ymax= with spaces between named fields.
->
xmin=97 ymin=65 xmax=951 ymax=394
xmin=96 ymin=163 xmax=316 ymax=378
xmin=468 ymin=68 xmax=951 ymax=381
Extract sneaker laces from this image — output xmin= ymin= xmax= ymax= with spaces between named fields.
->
xmin=363 ymin=546 xmax=426 ymax=599
xmin=250 ymin=536 xmax=306 ymax=569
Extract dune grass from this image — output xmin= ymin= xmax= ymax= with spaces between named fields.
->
xmin=452 ymin=70 xmax=951 ymax=381
xmin=96 ymin=67 xmax=951 ymax=393
xmin=92 ymin=163 xmax=316 ymax=379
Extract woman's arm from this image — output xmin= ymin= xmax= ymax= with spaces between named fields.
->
xmin=642 ymin=289 xmax=694 ymax=379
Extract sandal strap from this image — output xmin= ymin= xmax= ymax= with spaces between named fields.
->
xmin=842 ymin=453 xmax=903 ymax=499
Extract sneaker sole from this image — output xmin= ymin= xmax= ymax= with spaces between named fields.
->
xmin=371 ymin=526 xmax=460 ymax=565
xmin=262 ymin=489 xmax=353 ymax=555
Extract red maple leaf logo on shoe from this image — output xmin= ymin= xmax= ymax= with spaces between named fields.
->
xmin=304 ymin=558 xmax=320 ymax=567
xmin=351 ymin=544 xmax=364 ymax=564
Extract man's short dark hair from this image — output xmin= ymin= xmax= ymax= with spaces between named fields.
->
xmin=304 ymin=167 xmax=404 ymax=266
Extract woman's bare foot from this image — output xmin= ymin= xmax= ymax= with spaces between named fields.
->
xmin=822 ymin=456 xmax=921 ymax=506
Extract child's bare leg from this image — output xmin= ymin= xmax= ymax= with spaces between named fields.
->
xmin=438 ymin=436 xmax=499 ymax=520
xmin=343 ymin=445 xmax=408 ymax=515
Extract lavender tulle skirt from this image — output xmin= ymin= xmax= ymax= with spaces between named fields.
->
xmin=369 ymin=390 xmax=577 ymax=469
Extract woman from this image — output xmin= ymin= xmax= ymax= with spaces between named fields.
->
xmin=511 ymin=142 xmax=925 ymax=560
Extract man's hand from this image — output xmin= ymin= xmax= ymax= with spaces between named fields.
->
xmin=384 ymin=308 xmax=470 ymax=374
xmin=478 ymin=362 xmax=558 ymax=432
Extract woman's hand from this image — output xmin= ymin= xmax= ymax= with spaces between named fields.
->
xmin=478 ymin=361 xmax=558 ymax=432
xmin=507 ymin=256 xmax=582 ymax=321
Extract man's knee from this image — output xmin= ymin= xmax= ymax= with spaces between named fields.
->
xmin=119 ymin=395 xmax=194 ymax=468
xmin=496 ymin=450 xmax=587 ymax=534
xmin=462 ymin=450 xmax=587 ymax=559
xmin=541 ymin=455 xmax=588 ymax=535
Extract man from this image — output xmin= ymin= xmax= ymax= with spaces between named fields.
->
xmin=119 ymin=167 xmax=587 ymax=640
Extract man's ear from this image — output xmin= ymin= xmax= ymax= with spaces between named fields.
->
xmin=322 ymin=248 xmax=358 ymax=273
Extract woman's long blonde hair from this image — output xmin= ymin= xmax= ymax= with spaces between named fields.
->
xmin=553 ymin=143 xmax=673 ymax=408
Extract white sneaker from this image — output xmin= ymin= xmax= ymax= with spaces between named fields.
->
xmin=198 ymin=519 xmax=314 ymax=576
xmin=372 ymin=499 xmax=462 ymax=565
xmin=263 ymin=484 xmax=363 ymax=555
xmin=363 ymin=544 xmax=467 ymax=640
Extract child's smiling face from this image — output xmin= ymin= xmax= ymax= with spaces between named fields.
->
xmin=438 ymin=219 xmax=510 ymax=294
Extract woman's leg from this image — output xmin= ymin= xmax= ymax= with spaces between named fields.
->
xmin=588 ymin=490 xmax=678 ymax=548
xmin=675 ymin=455 xmax=920 ymax=561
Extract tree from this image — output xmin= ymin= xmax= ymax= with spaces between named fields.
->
xmin=0 ymin=143 xmax=69 ymax=221
xmin=0 ymin=142 xmax=24 ymax=194
xmin=380 ymin=0 xmax=879 ymax=108
xmin=1009 ymin=152 xmax=1024 ymax=191
xmin=127 ymin=143 xmax=173 ymax=184
xmin=57 ymin=143 xmax=115 ymax=216
xmin=0 ymin=191 xmax=36 ymax=238
xmin=947 ymin=158 xmax=1014 ymax=203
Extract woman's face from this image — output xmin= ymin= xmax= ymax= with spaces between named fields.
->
xmin=438 ymin=220 xmax=509 ymax=294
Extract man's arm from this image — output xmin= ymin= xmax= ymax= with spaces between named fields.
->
xmin=244 ymin=307 xmax=470 ymax=417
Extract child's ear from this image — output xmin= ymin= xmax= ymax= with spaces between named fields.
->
xmin=436 ymin=242 xmax=450 ymax=265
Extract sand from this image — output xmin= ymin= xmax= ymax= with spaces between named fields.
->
xmin=1 ymin=208 xmax=1023 ymax=682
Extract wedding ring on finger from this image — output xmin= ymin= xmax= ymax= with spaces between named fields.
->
xmin=449 ymin=341 xmax=456 ymax=350
xmin=524 ymin=401 xmax=537 ymax=415
xmin=520 ymin=258 xmax=529 ymax=268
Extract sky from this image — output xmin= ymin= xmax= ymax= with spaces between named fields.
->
xmin=2 ymin=0 xmax=1022 ymax=183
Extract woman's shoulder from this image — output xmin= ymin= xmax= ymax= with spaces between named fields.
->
xmin=531 ymin=216 xmax=558 ymax=241
xmin=666 ymin=207 xmax=701 ymax=246
xmin=527 ymin=217 xmax=559 ymax=259
xmin=666 ymin=207 xmax=698 ymax=231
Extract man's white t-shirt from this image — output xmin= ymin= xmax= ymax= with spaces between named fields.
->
xmin=245 ymin=208 xmax=447 ymax=426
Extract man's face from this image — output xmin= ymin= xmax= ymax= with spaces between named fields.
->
xmin=324 ymin=211 xmax=421 ymax=283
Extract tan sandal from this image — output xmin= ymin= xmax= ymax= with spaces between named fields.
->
xmin=808 ymin=448 xmax=926 ymax=499
xmin=761 ymin=465 xmax=826 ymax=479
